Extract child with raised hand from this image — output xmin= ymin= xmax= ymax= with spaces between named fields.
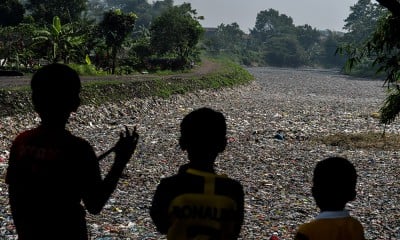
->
xmin=150 ymin=107 xmax=244 ymax=239
xmin=294 ymin=157 xmax=365 ymax=240
xmin=6 ymin=63 xmax=139 ymax=240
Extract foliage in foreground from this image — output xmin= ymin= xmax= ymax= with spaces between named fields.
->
xmin=341 ymin=0 xmax=400 ymax=125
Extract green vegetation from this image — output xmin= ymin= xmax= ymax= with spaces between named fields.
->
xmin=0 ymin=59 xmax=253 ymax=117
xmin=68 ymin=63 xmax=106 ymax=76
xmin=337 ymin=0 xmax=387 ymax=76
xmin=0 ymin=0 xmax=25 ymax=27
xmin=0 ymin=0 xmax=202 ymax=74
xmin=2 ymin=0 xmax=400 ymax=126
xmin=202 ymin=9 xmax=346 ymax=68
xmin=200 ymin=0 xmax=398 ymax=77
xmin=340 ymin=0 xmax=400 ymax=124
xmin=0 ymin=0 xmax=393 ymax=74
xmin=150 ymin=3 xmax=204 ymax=68
xmin=100 ymin=9 xmax=137 ymax=74
xmin=313 ymin=132 xmax=400 ymax=151
xmin=26 ymin=0 xmax=87 ymax=24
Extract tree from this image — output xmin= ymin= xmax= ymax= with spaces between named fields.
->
xmin=32 ymin=16 xmax=87 ymax=63
xmin=217 ymin=23 xmax=245 ymax=51
xmin=295 ymin=24 xmax=321 ymax=65
xmin=319 ymin=31 xmax=346 ymax=68
xmin=250 ymin=9 xmax=296 ymax=43
xmin=26 ymin=0 xmax=87 ymax=24
xmin=0 ymin=0 xmax=25 ymax=27
xmin=106 ymin=0 xmax=152 ymax=27
xmin=296 ymin=24 xmax=320 ymax=51
xmin=338 ymin=0 xmax=387 ymax=74
xmin=151 ymin=0 xmax=174 ymax=18
xmin=250 ymin=9 xmax=306 ymax=67
xmin=104 ymin=0 xmax=172 ymax=29
xmin=204 ymin=22 xmax=245 ymax=53
xmin=342 ymin=0 xmax=400 ymax=124
xmin=0 ymin=24 xmax=37 ymax=69
xmin=376 ymin=0 xmax=400 ymax=16
xmin=263 ymin=36 xmax=306 ymax=67
xmin=100 ymin=9 xmax=137 ymax=74
xmin=150 ymin=3 xmax=204 ymax=68
xmin=343 ymin=0 xmax=386 ymax=44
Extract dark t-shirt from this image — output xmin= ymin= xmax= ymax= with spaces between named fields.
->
xmin=6 ymin=126 xmax=101 ymax=240
xmin=150 ymin=165 xmax=244 ymax=239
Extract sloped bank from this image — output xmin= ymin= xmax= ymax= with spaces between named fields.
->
xmin=0 ymin=60 xmax=254 ymax=117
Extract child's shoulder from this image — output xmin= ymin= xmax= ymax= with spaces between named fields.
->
xmin=13 ymin=128 xmax=41 ymax=144
xmin=13 ymin=127 xmax=91 ymax=148
xmin=297 ymin=215 xmax=364 ymax=239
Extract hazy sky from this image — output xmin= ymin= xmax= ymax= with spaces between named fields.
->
xmin=173 ymin=0 xmax=359 ymax=32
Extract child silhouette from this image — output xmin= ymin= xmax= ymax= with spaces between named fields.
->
xmin=150 ymin=107 xmax=244 ymax=239
xmin=294 ymin=157 xmax=365 ymax=240
xmin=6 ymin=63 xmax=139 ymax=240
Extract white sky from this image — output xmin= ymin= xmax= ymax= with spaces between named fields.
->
xmin=173 ymin=0 xmax=360 ymax=32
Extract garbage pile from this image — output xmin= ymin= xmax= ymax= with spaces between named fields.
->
xmin=0 ymin=68 xmax=398 ymax=239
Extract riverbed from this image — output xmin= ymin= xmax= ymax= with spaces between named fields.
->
xmin=0 ymin=67 xmax=398 ymax=239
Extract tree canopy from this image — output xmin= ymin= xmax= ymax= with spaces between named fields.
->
xmin=342 ymin=0 xmax=400 ymax=124
xmin=26 ymin=0 xmax=87 ymax=24
xmin=100 ymin=9 xmax=137 ymax=74
xmin=0 ymin=0 xmax=25 ymax=27
xmin=251 ymin=9 xmax=296 ymax=42
xmin=343 ymin=0 xmax=386 ymax=44
xmin=150 ymin=3 xmax=204 ymax=67
xmin=5 ymin=0 xmax=393 ymax=76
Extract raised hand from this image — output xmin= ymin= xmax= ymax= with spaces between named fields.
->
xmin=114 ymin=126 xmax=139 ymax=165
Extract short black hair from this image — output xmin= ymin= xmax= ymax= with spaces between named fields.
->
xmin=312 ymin=157 xmax=357 ymax=211
xmin=31 ymin=63 xmax=81 ymax=113
xmin=179 ymin=107 xmax=226 ymax=154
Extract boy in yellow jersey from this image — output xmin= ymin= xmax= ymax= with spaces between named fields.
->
xmin=150 ymin=107 xmax=244 ymax=239
xmin=294 ymin=157 xmax=365 ymax=240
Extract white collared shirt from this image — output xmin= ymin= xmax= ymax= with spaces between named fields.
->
xmin=315 ymin=210 xmax=350 ymax=220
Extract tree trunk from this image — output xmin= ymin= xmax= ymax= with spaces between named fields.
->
xmin=377 ymin=0 xmax=400 ymax=16
xmin=111 ymin=47 xmax=117 ymax=75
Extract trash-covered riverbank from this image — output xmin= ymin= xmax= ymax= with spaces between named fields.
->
xmin=0 ymin=67 xmax=399 ymax=239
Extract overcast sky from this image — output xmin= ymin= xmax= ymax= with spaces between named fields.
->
xmin=173 ymin=0 xmax=359 ymax=32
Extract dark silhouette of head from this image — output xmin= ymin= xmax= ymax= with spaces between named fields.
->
xmin=312 ymin=157 xmax=357 ymax=211
xmin=179 ymin=107 xmax=227 ymax=164
xmin=31 ymin=63 xmax=81 ymax=127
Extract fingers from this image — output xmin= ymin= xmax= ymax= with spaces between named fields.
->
xmin=114 ymin=125 xmax=139 ymax=163
xmin=125 ymin=125 xmax=129 ymax=135
xmin=120 ymin=125 xmax=135 ymax=136
xmin=119 ymin=125 xmax=139 ymax=143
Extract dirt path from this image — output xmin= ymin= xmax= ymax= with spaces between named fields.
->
xmin=0 ymin=60 xmax=220 ymax=89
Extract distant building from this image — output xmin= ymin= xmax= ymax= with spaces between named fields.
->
xmin=203 ymin=27 xmax=218 ymax=37
xmin=319 ymin=29 xmax=345 ymax=40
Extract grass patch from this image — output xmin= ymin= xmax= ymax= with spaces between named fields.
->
xmin=79 ymin=59 xmax=253 ymax=103
xmin=68 ymin=63 xmax=107 ymax=76
xmin=0 ymin=58 xmax=254 ymax=117
xmin=313 ymin=132 xmax=400 ymax=150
